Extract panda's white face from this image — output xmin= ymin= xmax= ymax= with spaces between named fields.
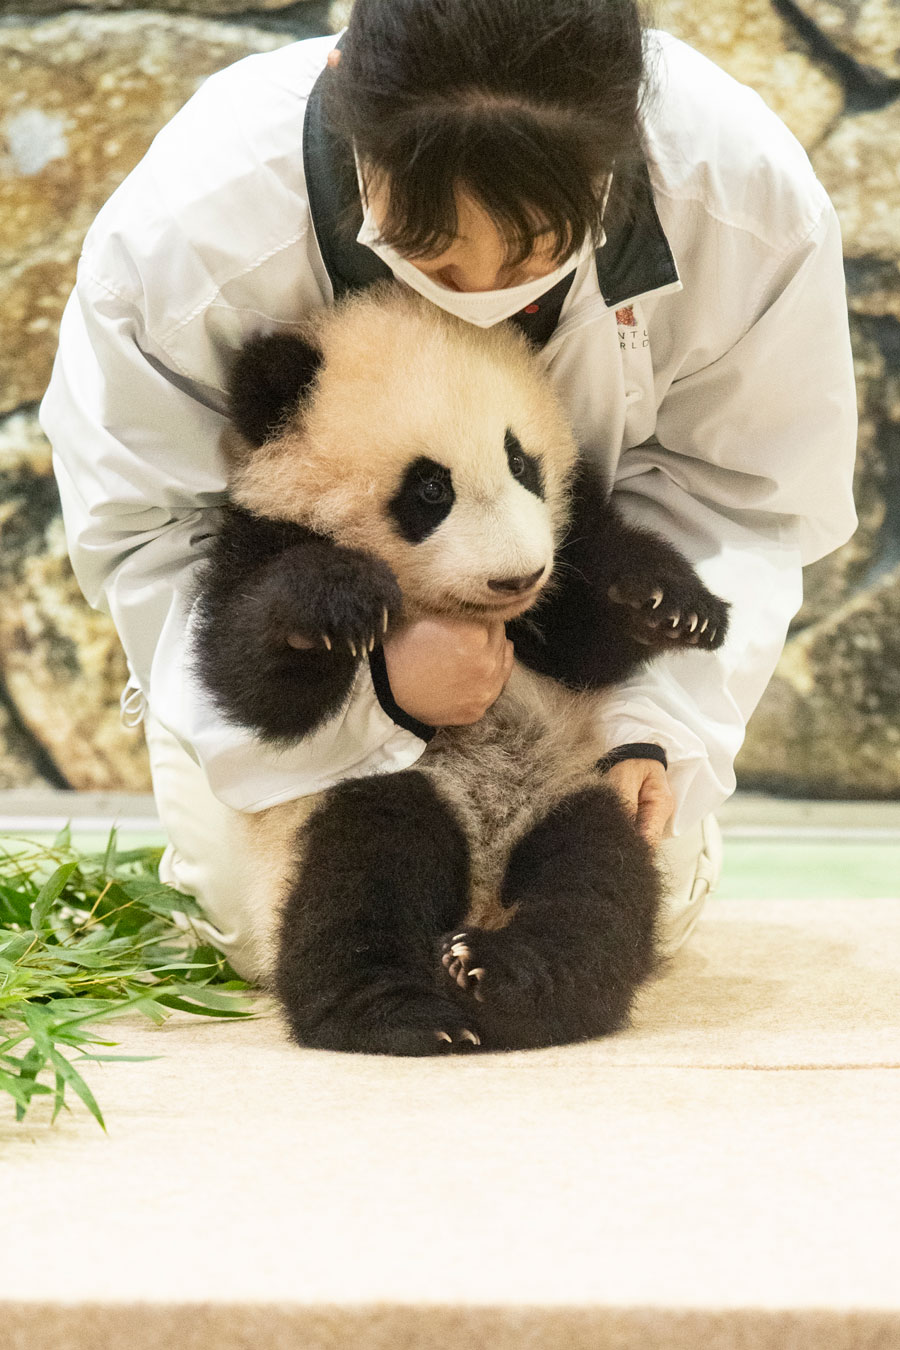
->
xmin=379 ymin=424 xmax=555 ymax=620
xmin=229 ymin=286 xmax=578 ymax=622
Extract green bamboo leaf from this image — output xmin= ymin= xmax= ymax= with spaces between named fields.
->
xmin=50 ymin=1027 xmax=123 ymax=1049
xmin=0 ymin=1067 xmax=51 ymax=1109
xmin=50 ymin=1069 xmax=67 ymax=1124
xmin=116 ymin=879 xmax=203 ymax=914
xmin=0 ymin=883 xmax=35 ymax=923
xmin=1 ymin=834 xmax=261 ymax=1127
xmin=153 ymin=991 xmax=254 ymax=1017
xmin=22 ymin=1005 xmax=53 ymax=1056
xmin=16 ymin=997 xmax=121 ymax=1021
xmin=49 ymin=989 xmax=172 ymax=1031
xmin=52 ymin=822 xmax=72 ymax=850
xmin=5 ymin=1043 xmax=51 ymax=1121
xmin=75 ymin=1053 xmax=163 ymax=1063
xmin=143 ymin=959 xmax=227 ymax=976
xmin=102 ymin=825 xmax=119 ymax=875
xmin=29 ymin=861 xmax=80 ymax=931
xmin=0 ymin=846 xmax=38 ymax=886
xmin=82 ymin=845 xmax=165 ymax=869
xmin=168 ymin=983 xmax=257 ymax=1012
xmin=0 ymin=932 xmax=37 ymax=961
xmin=40 ymin=947 xmax=128 ymax=970
xmin=47 ymin=1047 xmax=106 ymax=1132
xmin=20 ymin=1041 xmax=46 ymax=1065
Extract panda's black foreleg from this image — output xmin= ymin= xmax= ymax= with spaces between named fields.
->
xmin=439 ymin=783 xmax=664 ymax=1050
xmin=509 ymin=461 xmax=730 ymax=690
xmin=192 ymin=507 xmax=403 ymax=742
xmin=599 ymin=513 xmax=731 ymax=663
xmin=273 ymin=770 xmax=483 ymax=1056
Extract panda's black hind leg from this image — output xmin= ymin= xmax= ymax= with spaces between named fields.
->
xmin=439 ymin=783 xmax=664 ymax=1050
xmin=273 ymin=770 xmax=482 ymax=1056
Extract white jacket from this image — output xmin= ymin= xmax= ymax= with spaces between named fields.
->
xmin=40 ymin=29 xmax=858 ymax=833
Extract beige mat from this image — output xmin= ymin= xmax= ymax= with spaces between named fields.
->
xmin=3 ymin=898 xmax=899 ymax=1350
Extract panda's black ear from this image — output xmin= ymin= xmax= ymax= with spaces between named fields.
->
xmin=228 ymin=331 xmax=325 ymax=446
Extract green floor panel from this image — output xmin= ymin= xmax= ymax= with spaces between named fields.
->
xmin=718 ymin=839 xmax=900 ymax=900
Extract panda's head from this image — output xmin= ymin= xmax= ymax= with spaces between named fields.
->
xmin=226 ymin=283 xmax=579 ymax=622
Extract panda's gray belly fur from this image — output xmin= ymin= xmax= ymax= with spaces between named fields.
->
xmin=242 ymin=661 xmax=611 ymax=982
xmin=416 ymin=662 xmax=611 ymax=931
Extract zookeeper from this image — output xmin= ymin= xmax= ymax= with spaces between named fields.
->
xmin=39 ymin=0 xmax=858 ymax=980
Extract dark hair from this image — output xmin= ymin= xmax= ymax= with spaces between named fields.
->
xmin=326 ymin=0 xmax=654 ymax=267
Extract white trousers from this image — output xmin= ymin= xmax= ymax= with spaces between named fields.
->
xmin=144 ymin=714 xmax=721 ymax=984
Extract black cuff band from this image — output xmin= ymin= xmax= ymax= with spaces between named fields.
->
xmin=596 ymin=742 xmax=668 ymax=774
xmin=368 ymin=646 xmax=436 ymax=744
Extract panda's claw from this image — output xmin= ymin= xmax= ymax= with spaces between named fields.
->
xmin=383 ymin=607 xmax=390 ymax=634
xmin=651 ymin=589 xmax=664 ymax=609
xmin=348 ymin=639 xmax=358 ymax=658
xmin=700 ymin=617 xmax=709 ymax=633
xmin=460 ymin=1029 xmax=480 ymax=1046
xmin=440 ymin=930 xmax=489 ymax=1006
xmin=687 ymin=613 xmax=699 ymax=633
xmin=435 ymin=1030 xmax=453 ymax=1044
xmin=670 ymin=611 xmax=681 ymax=627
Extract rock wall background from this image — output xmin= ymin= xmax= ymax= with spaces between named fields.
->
xmin=0 ymin=0 xmax=897 ymax=796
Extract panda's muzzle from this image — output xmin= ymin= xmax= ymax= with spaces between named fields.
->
xmin=487 ymin=566 xmax=546 ymax=596
xmin=446 ymin=568 xmax=549 ymax=619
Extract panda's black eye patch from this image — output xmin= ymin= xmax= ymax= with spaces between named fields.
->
xmin=389 ymin=457 xmax=455 ymax=543
xmin=505 ymin=429 xmax=544 ymax=499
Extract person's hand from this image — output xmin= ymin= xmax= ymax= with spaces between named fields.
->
xmin=604 ymin=757 xmax=674 ymax=845
xmin=383 ymin=616 xmax=515 ymax=726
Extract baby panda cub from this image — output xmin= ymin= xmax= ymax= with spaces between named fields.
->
xmin=192 ymin=282 xmax=729 ymax=1057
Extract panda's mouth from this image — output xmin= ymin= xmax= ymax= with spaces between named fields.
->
xmin=453 ymin=589 xmax=544 ymax=620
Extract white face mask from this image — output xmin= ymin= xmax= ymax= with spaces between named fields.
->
xmin=353 ymin=157 xmax=606 ymax=328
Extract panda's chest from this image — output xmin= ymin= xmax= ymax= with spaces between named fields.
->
xmin=417 ymin=665 xmax=609 ymax=928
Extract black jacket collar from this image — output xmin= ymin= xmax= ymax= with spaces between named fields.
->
xmin=302 ymin=46 xmax=679 ymax=342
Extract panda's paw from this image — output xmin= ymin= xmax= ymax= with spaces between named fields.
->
xmin=441 ymin=932 xmax=487 ymax=1003
xmin=607 ymin=574 xmax=729 ymax=651
xmin=375 ymin=993 xmax=482 ymax=1056
xmin=278 ymin=551 xmax=403 ymax=658
xmin=440 ymin=927 xmax=558 ymax=1022
xmin=299 ymin=989 xmax=482 ymax=1056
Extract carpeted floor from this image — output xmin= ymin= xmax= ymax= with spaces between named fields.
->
xmin=3 ymin=892 xmax=899 ymax=1350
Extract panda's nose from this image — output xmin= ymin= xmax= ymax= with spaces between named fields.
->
xmin=487 ymin=567 xmax=545 ymax=594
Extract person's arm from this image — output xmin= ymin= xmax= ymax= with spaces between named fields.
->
xmin=597 ymin=200 xmax=858 ymax=835
xmin=42 ymin=260 xmax=448 ymax=812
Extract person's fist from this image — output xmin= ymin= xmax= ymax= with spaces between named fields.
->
xmin=383 ymin=616 xmax=515 ymax=726
xmin=604 ymin=757 xmax=674 ymax=845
